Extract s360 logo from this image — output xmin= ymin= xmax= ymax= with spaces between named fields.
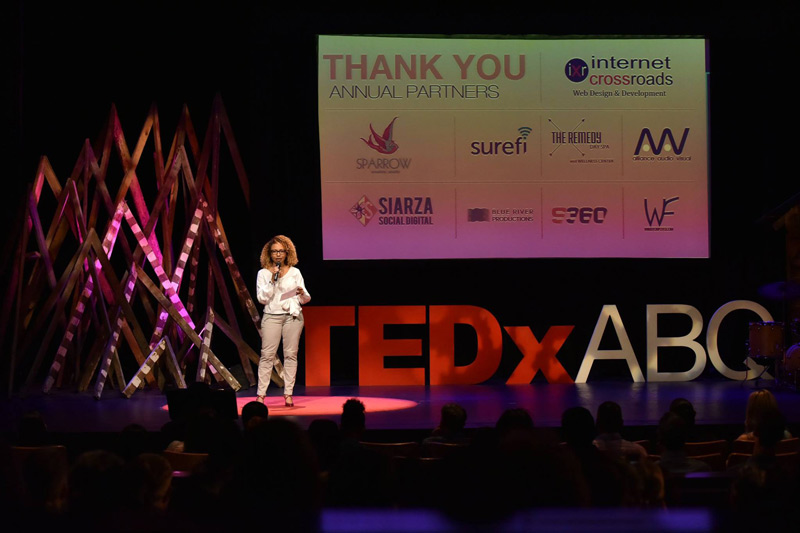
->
xmin=552 ymin=206 xmax=608 ymax=224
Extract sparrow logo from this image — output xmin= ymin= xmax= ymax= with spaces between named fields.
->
xmin=634 ymin=128 xmax=689 ymax=156
xmin=350 ymin=195 xmax=377 ymax=226
xmin=361 ymin=117 xmax=399 ymax=154
xmin=565 ymin=58 xmax=589 ymax=82
xmin=644 ymin=197 xmax=678 ymax=231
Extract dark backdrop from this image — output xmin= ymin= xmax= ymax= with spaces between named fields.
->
xmin=5 ymin=1 xmax=797 ymax=385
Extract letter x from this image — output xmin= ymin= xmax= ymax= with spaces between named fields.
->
xmin=504 ymin=326 xmax=574 ymax=384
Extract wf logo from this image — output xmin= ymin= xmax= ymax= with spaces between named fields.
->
xmin=635 ymin=128 xmax=689 ymax=155
xmin=644 ymin=197 xmax=679 ymax=227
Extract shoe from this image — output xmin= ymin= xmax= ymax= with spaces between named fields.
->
xmin=284 ymin=395 xmax=294 ymax=407
xmin=256 ymin=395 xmax=265 ymax=404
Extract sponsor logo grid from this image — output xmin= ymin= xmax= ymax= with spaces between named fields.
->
xmin=347 ymin=118 xmax=690 ymax=235
xmin=320 ymin=37 xmax=707 ymax=258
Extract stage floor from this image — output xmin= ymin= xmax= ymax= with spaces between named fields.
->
xmin=2 ymin=379 xmax=800 ymax=436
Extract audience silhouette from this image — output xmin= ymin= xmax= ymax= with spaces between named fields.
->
xmin=593 ymin=401 xmax=648 ymax=462
xmin=3 ymin=392 xmax=799 ymax=531
xmin=655 ymin=411 xmax=711 ymax=475
xmin=423 ymin=402 xmax=469 ymax=445
xmin=737 ymin=389 xmax=793 ymax=442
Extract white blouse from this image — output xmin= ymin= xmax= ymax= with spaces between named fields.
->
xmin=256 ymin=266 xmax=311 ymax=317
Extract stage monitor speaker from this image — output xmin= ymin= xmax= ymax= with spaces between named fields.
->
xmin=166 ymin=384 xmax=238 ymax=421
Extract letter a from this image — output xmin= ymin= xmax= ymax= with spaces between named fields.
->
xmin=576 ymin=305 xmax=644 ymax=383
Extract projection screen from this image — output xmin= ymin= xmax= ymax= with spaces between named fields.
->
xmin=318 ymin=35 xmax=709 ymax=259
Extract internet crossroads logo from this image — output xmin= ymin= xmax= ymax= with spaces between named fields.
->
xmin=350 ymin=195 xmax=434 ymax=227
xmin=564 ymin=55 xmax=673 ymax=97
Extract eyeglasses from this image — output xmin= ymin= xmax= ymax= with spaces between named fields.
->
xmin=270 ymin=249 xmax=286 ymax=255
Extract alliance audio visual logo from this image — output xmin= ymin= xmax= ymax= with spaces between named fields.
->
xmin=644 ymin=197 xmax=679 ymax=231
xmin=633 ymin=128 xmax=690 ymax=160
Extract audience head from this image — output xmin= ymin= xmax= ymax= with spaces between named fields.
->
xmin=241 ymin=401 xmax=269 ymax=431
xmin=753 ymin=407 xmax=786 ymax=451
xmin=744 ymin=389 xmax=781 ymax=434
xmin=596 ymin=401 xmax=624 ymax=434
xmin=69 ymin=449 xmax=126 ymax=516
xmin=116 ymin=423 xmax=150 ymax=461
xmin=128 ymin=453 xmax=173 ymax=512
xmin=237 ymin=418 xmax=321 ymax=531
xmin=17 ymin=411 xmax=49 ymax=446
xmin=340 ymin=398 xmax=366 ymax=437
xmin=439 ymin=403 xmax=467 ymax=433
xmin=495 ymin=408 xmax=534 ymax=439
xmin=307 ymin=418 xmax=340 ymax=472
xmin=657 ymin=411 xmax=688 ymax=452
xmin=21 ymin=445 xmax=69 ymax=514
xmin=669 ymin=398 xmax=696 ymax=427
xmin=561 ymin=406 xmax=596 ymax=447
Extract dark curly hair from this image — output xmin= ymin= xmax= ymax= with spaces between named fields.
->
xmin=260 ymin=235 xmax=298 ymax=269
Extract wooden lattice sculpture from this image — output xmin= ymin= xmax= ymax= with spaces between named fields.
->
xmin=1 ymin=95 xmax=280 ymax=398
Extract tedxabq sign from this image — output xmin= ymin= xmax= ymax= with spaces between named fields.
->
xmin=302 ymin=300 xmax=776 ymax=386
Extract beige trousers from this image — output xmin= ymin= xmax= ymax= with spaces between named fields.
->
xmin=257 ymin=312 xmax=304 ymax=396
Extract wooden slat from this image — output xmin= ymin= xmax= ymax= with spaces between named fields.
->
xmin=134 ymin=265 xmax=239 ymax=391
xmin=9 ymin=98 xmax=256 ymax=397
xmin=199 ymin=216 xmax=254 ymax=385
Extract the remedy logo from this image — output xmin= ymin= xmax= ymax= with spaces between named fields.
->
xmin=644 ymin=197 xmax=678 ymax=231
xmin=633 ymin=128 xmax=691 ymax=161
xmin=470 ymin=126 xmax=530 ymax=156
xmin=353 ymin=195 xmax=434 ymax=226
xmin=467 ymin=207 xmax=535 ymax=223
xmin=357 ymin=117 xmax=412 ymax=173
xmin=350 ymin=195 xmax=378 ymax=226
xmin=548 ymin=118 xmax=609 ymax=160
